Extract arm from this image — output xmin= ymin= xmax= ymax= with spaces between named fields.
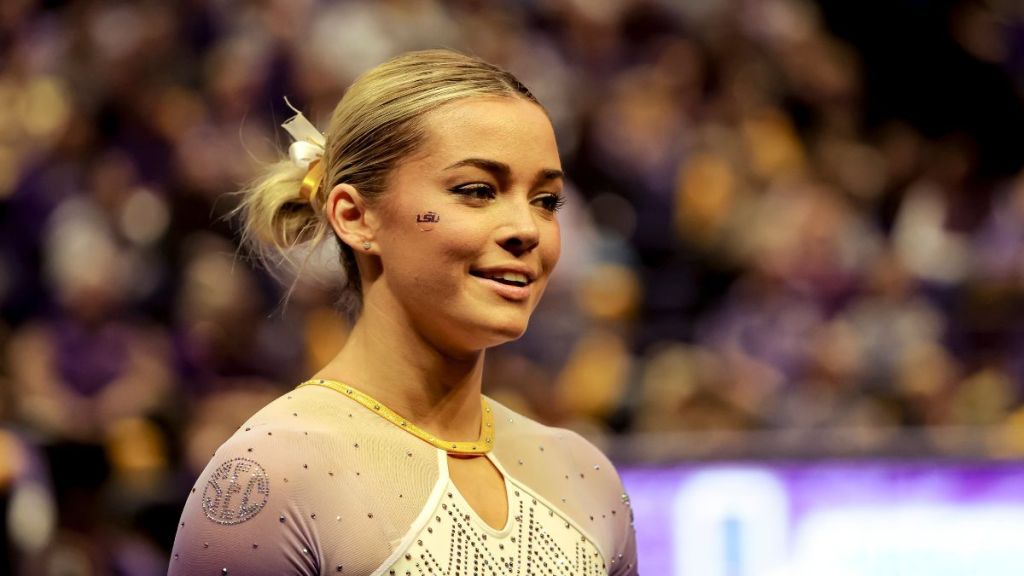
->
xmin=609 ymin=491 xmax=639 ymax=576
xmin=169 ymin=429 xmax=321 ymax=576
xmin=556 ymin=429 xmax=639 ymax=575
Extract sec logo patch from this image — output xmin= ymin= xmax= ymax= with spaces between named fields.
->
xmin=202 ymin=457 xmax=270 ymax=525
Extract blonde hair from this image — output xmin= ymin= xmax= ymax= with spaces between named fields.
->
xmin=236 ymin=49 xmax=539 ymax=314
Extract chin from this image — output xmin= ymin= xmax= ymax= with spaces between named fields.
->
xmin=422 ymin=310 xmax=530 ymax=354
xmin=467 ymin=315 xmax=532 ymax=350
xmin=490 ymin=321 xmax=530 ymax=343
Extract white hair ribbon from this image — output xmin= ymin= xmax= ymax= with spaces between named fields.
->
xmin=281 ymin=97 xmax=326 ymax=203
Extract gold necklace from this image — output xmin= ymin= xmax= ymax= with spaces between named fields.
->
xmin=297 ymin=379 xmax=494 ymax=455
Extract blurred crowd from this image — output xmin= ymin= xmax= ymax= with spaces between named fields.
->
xmin=1 ymin=0 xmax=1024 ymax=572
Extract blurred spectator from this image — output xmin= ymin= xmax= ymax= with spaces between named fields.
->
xmin=2 ymin=0 xmax=1024 ymax=569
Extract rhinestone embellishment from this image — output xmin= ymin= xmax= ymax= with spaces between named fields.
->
xmin=385 ymin=480 xmax=605 ymax=575
xmin=202 ymin=458 xmax=270 ymax=525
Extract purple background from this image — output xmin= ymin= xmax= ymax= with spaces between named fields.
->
xmin=620 ymin=461 xmax=1024 ymax=574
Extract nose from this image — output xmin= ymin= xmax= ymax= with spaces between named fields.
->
xmin=496 ymin=199 xmax=540 ymax=256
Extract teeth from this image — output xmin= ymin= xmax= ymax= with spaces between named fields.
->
xmin=487 ymin=272 xmax=529 ymax=284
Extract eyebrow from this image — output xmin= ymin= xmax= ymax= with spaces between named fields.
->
xmin=444 ymin=158 xmax=564 ymax=186
xmin=536 ymin=168 xmax=565 ymax=184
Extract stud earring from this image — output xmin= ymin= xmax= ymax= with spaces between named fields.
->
xmin=361 ymin=241 xmax=371 ymax=250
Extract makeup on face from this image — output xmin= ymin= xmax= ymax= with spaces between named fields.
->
xmin=416 ymin=211 xmax=441 ymax=231
xmin=366 ymin=98 xmax=564 ymax=349
xmin=442 ymin=158 xmax=566 ymax=216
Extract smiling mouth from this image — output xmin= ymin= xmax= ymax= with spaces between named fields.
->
xmin=469 ymin=271 xmax=532 ymax=287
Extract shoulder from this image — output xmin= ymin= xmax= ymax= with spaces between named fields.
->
xmin=206 ymin=383 xmax=394 ymax=485
xmin=488 ymin=397 xmax=616 ymax=468
xmin=204 ymin=387 xmax=342 ymax=465
xmin=169 ymin=386 xmax=395 ymax=575
xmin=170 ymin=415 xmax=325 ymax=574
xmin=184 ymin=386 xmax=360 ymax=525
xmin=488 ymin=396 xmax=627 ymax=504
xmin=241 ymin=383 xmax=358 ymax=430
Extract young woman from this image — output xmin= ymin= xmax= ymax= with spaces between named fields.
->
xmin=169 ymin=49 xmax=638 ymax=575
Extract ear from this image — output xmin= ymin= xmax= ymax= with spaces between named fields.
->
xmin=325 ymin=183 xmax=378 ymax=253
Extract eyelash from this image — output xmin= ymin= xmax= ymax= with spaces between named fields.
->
xmin=449 ymin=184 xmax=567 ymax=213
xmin=450 ymin=183 xmax=497 ymax=201
xmin=538 ymin=194 xmax=567 ymax=212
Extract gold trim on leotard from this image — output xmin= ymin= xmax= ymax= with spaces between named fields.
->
xmin=297 ymin=379 xmax=494 ymax=455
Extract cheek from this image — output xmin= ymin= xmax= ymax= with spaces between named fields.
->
xmin=541 ymin=220 xmax=562 ymax=272
xmin=391 ymin=213 xmax=482 ymax=284
xmin=425 ymin=214 xmax=489 ymax=261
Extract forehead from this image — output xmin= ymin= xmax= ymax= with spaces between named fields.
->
xmin=411 ymin=96 xmax=561 ymax=171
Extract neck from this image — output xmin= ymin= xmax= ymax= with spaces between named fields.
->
xmin=314 ymin=296 xmax=486 ymax=442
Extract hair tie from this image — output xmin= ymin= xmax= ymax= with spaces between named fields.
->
xmin=281 ymin=97 xmax=326 ymax=207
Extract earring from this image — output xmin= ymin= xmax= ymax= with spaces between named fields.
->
xmin=361 ymin=241 xmax=371 ymax=250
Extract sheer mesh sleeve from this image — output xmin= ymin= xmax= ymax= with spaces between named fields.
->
xmin=168 ymin=385 xmax=440 ymax=575
xmin=168 ymin=427 xmax=325 ymax=575
xmin=558 ymin=428 xmax=639 ymax=575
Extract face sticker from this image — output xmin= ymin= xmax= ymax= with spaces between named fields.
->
xmin=415 ymin=211 xmax=440 ymax=231
xmin=202 ymin=458 xmax=270 ymax=525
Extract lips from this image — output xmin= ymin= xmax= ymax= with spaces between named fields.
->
xmin=469 ymin=266 xmax=537 ymax=301
xmin=471 ymin=270 xmax=530 ymax=287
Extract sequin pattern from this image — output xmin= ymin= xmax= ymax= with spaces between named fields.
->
xmin=387 ymin=479 xmax=605 ymax=576
xmin=202 ymin=458 xmax=270 ymax=525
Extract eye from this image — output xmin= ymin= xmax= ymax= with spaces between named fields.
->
xmin=534 ymin=193 xmax=567 ymax=213
xmin=449 ymin=183 xmax=496 ymax=201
